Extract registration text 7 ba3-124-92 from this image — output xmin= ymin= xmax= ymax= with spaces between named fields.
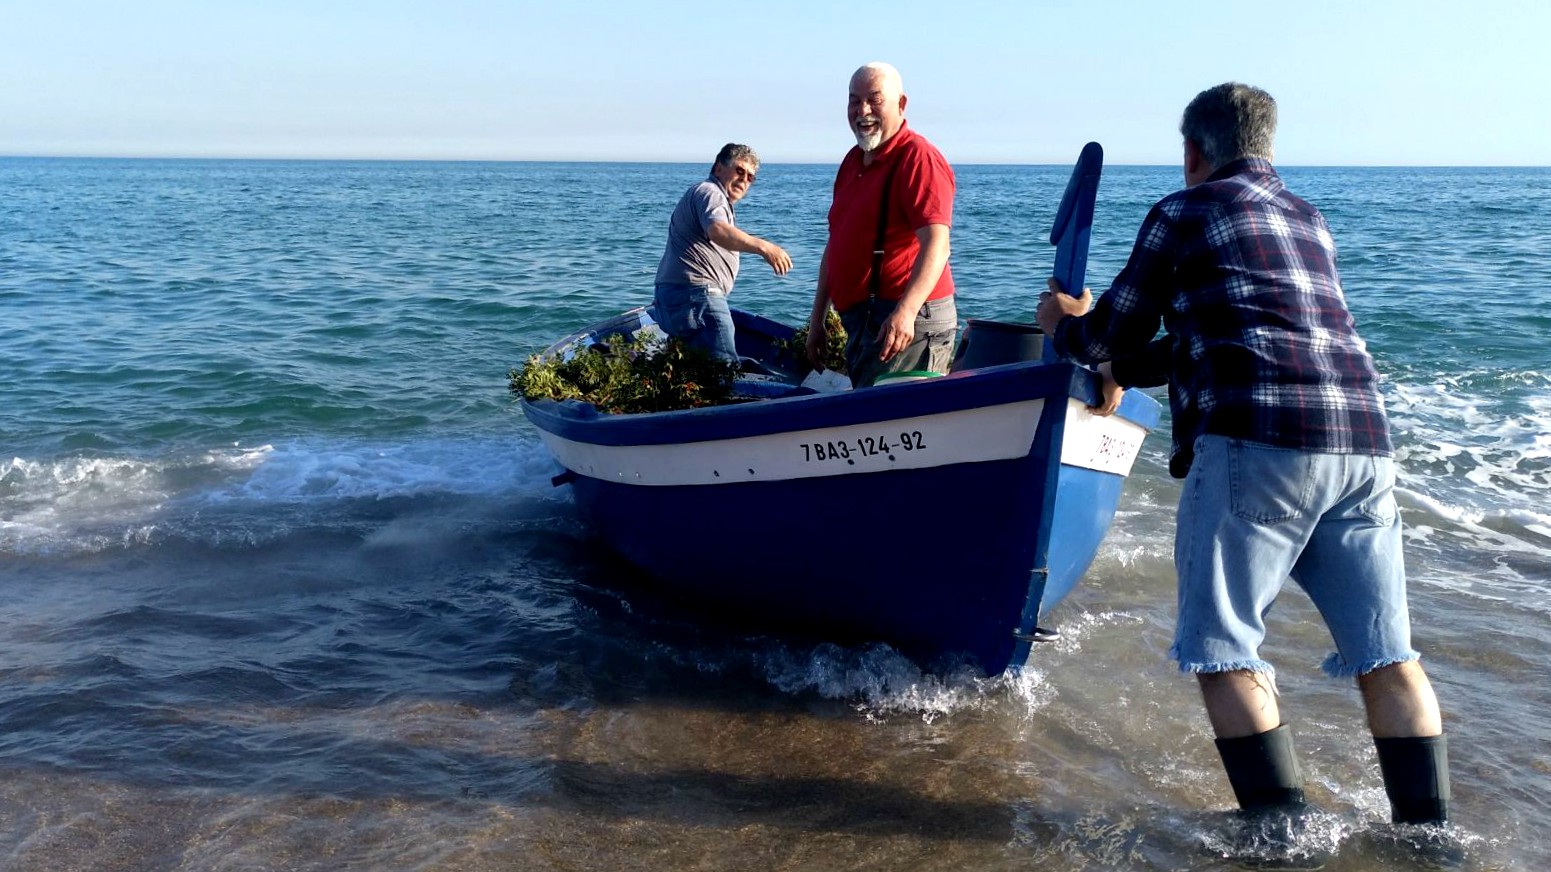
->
xmin=798 ymin=430 xmax=927 ymax=463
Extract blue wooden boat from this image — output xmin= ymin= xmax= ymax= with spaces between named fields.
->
xmin=520 ymin=144 xmax=1162 ymax=675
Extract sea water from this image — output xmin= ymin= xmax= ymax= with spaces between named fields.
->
xmin=2 ymin=158 xmax=1547 ymax=870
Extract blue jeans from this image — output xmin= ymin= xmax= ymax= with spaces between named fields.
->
xmin=653 ymin=282 xmax=737 ymax=362
xmin=839 ymin=296 xmax=957 ymax=388
xmin=1170 ymin=435 xmax=1419 ymax=679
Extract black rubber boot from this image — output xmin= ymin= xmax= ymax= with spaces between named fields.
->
xmin=1215 ymin=726 xmax=1330 ymax=870
xmin=1374 ymin=734 xmax=1450 ymax=824
xmin=1216 ymin=724 xmax=1306 ymax=811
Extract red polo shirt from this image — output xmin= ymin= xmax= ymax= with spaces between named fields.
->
xmin=824 ymin=121 xmax=956 ymax=314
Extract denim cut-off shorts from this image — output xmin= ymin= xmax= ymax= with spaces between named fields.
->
xmin=1170 ymin=435 xmax=1420 ymax=679
xmin=653 ymin=283 xmax=738 ymax=362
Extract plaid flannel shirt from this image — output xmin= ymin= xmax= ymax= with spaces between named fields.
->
xmin=1053 ymin=159 xmax=1392 ymax=478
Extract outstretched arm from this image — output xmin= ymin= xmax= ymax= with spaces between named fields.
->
xmin=707 ymin=221 xmax=793 ymax=276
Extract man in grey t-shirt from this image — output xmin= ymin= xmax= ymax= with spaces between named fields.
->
xmin=653 ymin=143 xmax=791 ymax=361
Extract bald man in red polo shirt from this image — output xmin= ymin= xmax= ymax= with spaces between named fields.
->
xmin=804 ymin=62 xmax=957 ymax=388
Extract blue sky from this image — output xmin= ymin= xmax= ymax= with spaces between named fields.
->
xmin=4 ymin=0 xmax=1547 ymax=165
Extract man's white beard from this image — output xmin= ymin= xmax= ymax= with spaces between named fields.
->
xmin=854 ymin=127 xmax=882 ymax=153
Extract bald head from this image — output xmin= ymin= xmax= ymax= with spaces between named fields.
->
xmin=852 ymin=62 xmax=903 ymax=95
xmin=848 ymin=62 xmax=907 ymax=153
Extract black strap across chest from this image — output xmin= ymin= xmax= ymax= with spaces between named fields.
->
xmin=868 ymin=158 xmax=902 ymax=302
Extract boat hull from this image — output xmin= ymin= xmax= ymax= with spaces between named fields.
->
xmin=521 ymin=307 xmax=1160 ymax=674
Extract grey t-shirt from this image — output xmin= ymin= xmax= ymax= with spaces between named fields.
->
xmin=654 ymin=177 xmax=738 ymax=292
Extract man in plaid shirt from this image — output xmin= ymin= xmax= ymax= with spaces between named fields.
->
xmin=1038 ymin=83 xmax=1452 ymax=856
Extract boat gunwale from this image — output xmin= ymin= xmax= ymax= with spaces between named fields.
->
xmin=520 ymin=307 xmax=1161 ymax=447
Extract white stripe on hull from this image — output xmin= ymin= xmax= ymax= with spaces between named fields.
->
xmin=537 ymin=398 xmax=1149 ymax=487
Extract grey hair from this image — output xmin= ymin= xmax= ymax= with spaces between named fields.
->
xmin=714 ymin=143 xmax=759 ymax=171
xmin=852 ymin=61 xmax=904 ymax=95
xmin=1180 ymin=82 xmax=1277 ymax=168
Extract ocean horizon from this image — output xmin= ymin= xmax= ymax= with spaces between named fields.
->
xmin=2 ymin=157 xmax=1546 ymax=870
xmin=6 ymin=153 xmax=1551 ymax=169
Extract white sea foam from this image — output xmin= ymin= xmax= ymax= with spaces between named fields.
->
xmin=1387 ymin=379 xmax=1551 ymax=557
xmin=1397 ymin=486 xmax=1485 ymax=527
xmin=1514 ymin=509 xmax=1551 ymax=539
xmin=209 ymin=437 xmax=558 ymax=503
xmin=749 ymin=641 xmax=1044 ymax=724
xmin=1 ymin=454 xmax=182 ymax=552
xmin=0 ymin=436 xmax=566 ymax=555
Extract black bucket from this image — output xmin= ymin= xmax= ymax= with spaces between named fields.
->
xmin=949 ymin=319 xmax=1044 ymax=372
